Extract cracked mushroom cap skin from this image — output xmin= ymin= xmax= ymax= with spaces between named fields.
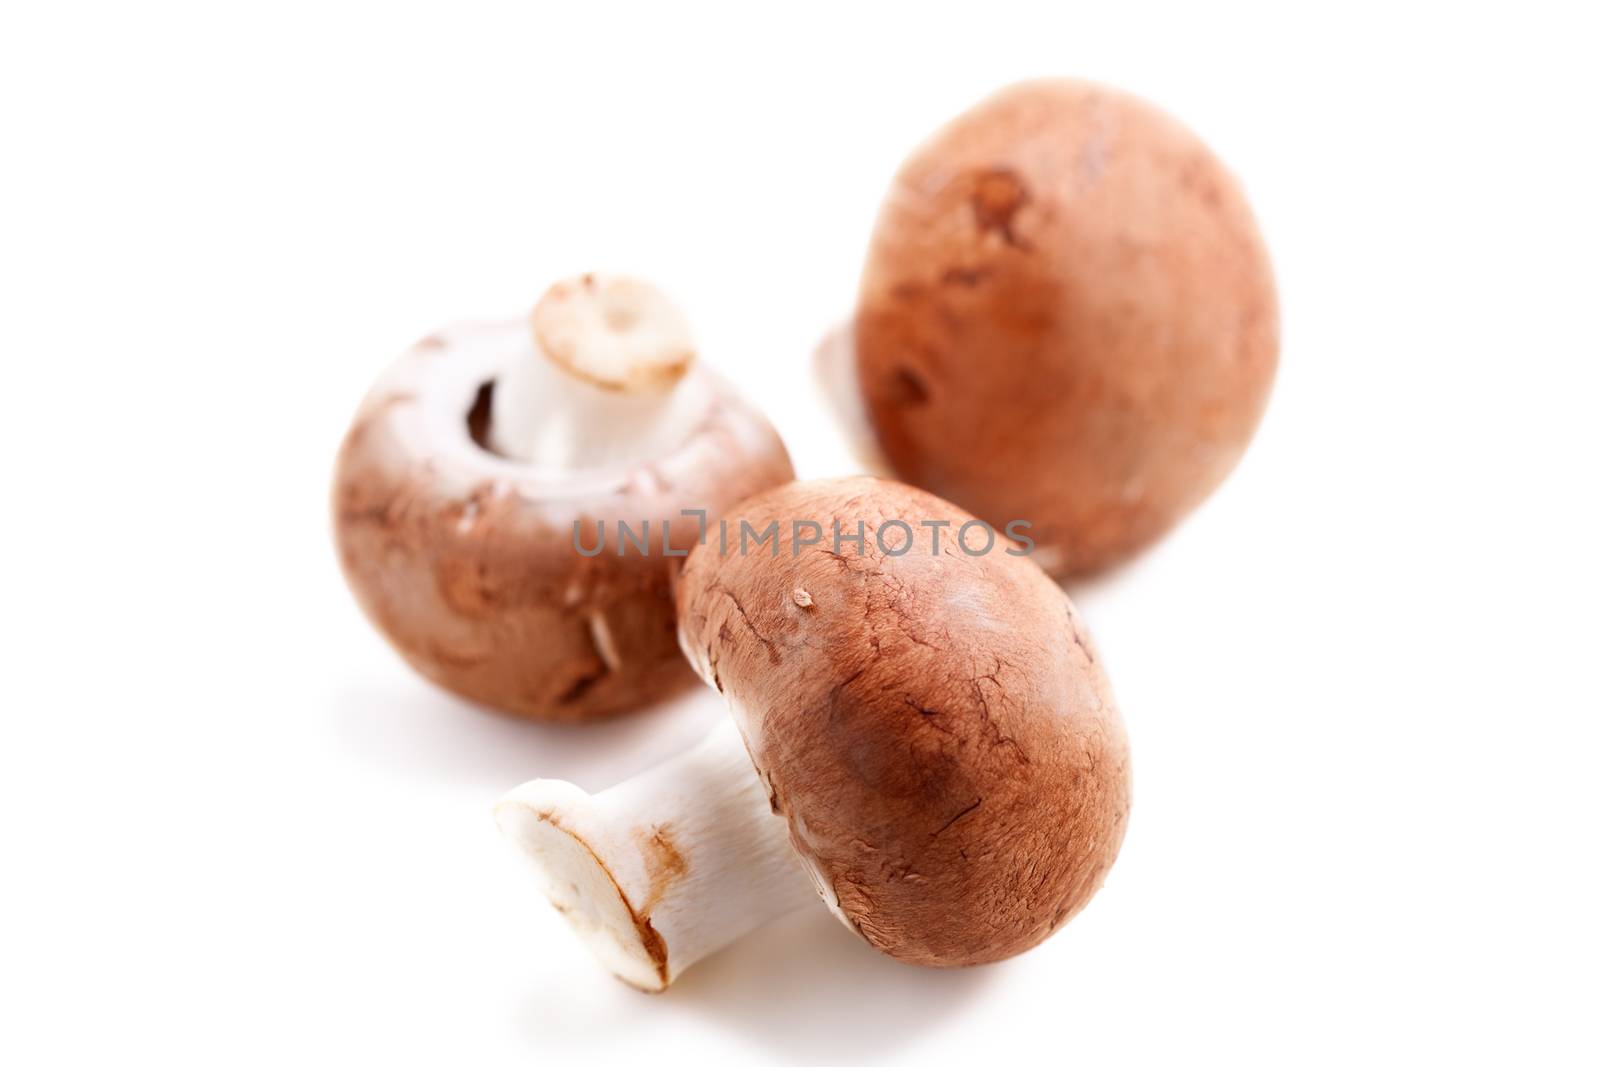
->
xmin=677 ymin=477 xmax=1130 ymax=965
xmin=855 ymin=79 xmax=1279 ymax=577
xmin=333 ymin=320 xmax=794 ymax=721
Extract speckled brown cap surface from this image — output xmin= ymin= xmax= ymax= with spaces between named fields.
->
xmin=856 ymin=78 xmax=1279 ymax=576
xmin=677 ymin=477 xmax=1130 ymax=964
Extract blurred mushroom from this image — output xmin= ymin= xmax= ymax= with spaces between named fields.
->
xmin=332 ymin=274 xmax=793 ymax=721
xmin=497 ymin=477 xmax=1129 ymax=988
xmin=842 ymin=79 xmax=1279 ymax=577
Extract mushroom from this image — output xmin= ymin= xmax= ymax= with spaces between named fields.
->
xmin=845 ymin=78 xmax=1279 ymax=577
xmin=332 ymin=274 xmax=794 ymax=721
xmin=496 ymin=477 xmax=1130 ymax=988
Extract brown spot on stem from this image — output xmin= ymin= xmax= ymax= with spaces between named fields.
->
xmin=635 ymin=919 xmax=670 ymax=990
xmin=633 ymin=824 xmax=688 ymax=914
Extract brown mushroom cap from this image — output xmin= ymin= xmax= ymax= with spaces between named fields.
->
xmin=333 ymin=320 xmax=794 ymax=721
xmin=676 ymin=477 xmax=1129 ymax=965
xmin=855 ymin=79 xmax=1279 ymax=577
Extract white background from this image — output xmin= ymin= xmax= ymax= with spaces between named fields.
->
xmin=3 ymin=2 xmax=1597 ymax=1063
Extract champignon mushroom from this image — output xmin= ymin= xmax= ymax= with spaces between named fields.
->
xmin=845 ymin=78 xmax=1279 ymax=577
xmin=332 ymin=274 xmax=794 ymax=721
xmin=496 ymin=477 xmax=1130 ymax=988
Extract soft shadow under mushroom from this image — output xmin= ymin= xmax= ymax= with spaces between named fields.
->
xmin=664 ymin=908 xmax=992 ymax=1059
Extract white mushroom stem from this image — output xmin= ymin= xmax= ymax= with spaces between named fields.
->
xmin=495 ymin=720 xmax=818 ymax=991
xmin=489 ymin=274 xmax=713 ymax=471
